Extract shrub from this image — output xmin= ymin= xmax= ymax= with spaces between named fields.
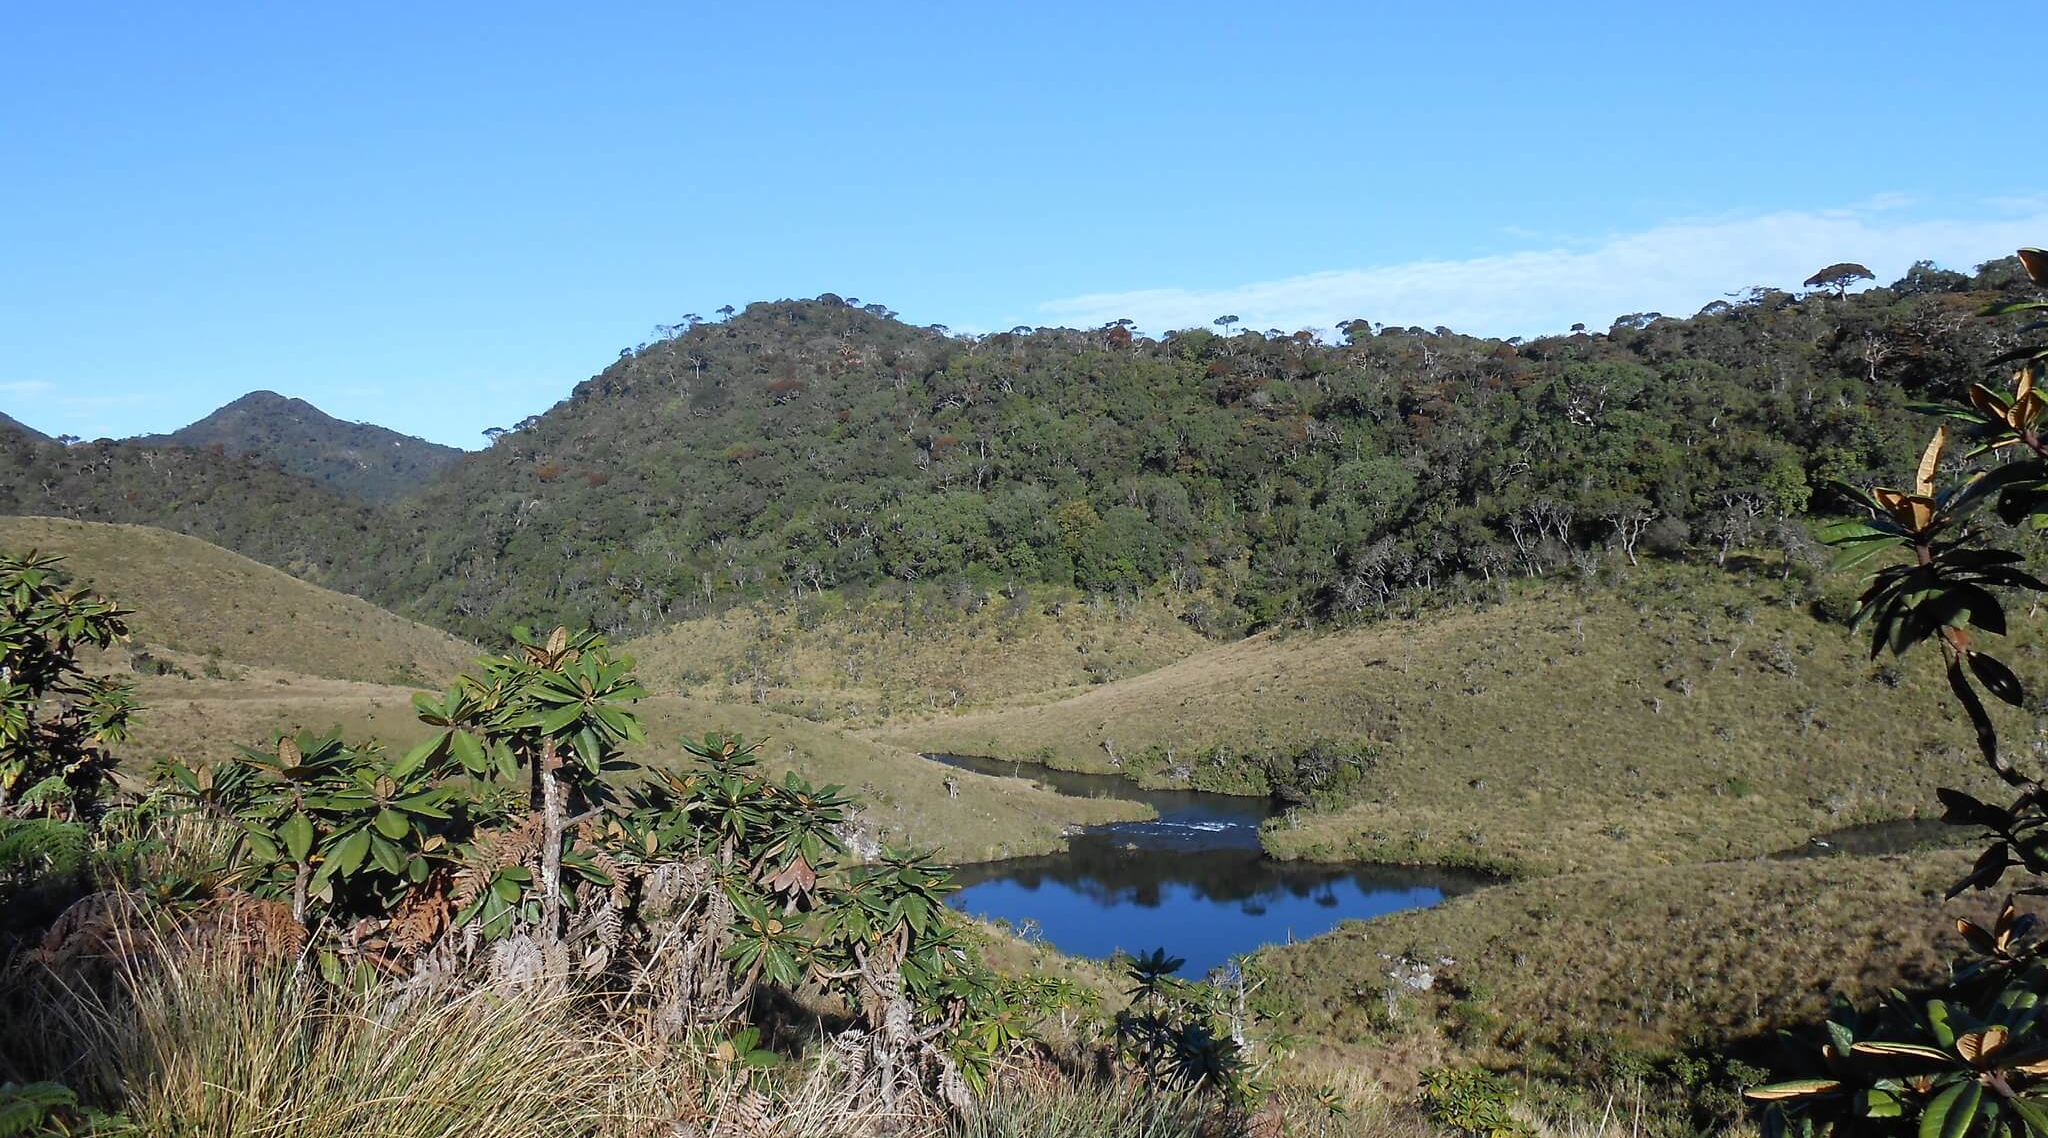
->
xmin=1418 ymin=1066 xmax=1533 ymax=1138
xmin=0 ymin=552 xmax=135 ymax=822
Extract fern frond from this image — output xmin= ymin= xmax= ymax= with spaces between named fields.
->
xmin=0 ymin=817 xmax=89 ymax=884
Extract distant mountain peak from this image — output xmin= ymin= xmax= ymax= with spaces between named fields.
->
xmin=135 ymin=391 xmax=462 ymax=503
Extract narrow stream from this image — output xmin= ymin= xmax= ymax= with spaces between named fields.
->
xmin=927 ymin=753 xmax=1489 ymax=976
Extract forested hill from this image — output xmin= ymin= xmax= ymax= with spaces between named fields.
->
xmin=0 ymin=431 xmax=401 ymax=598
xmin=2 ymin=256 xmax=2035 ymax=644
xmin=370 ymin=258 xmax=2035 ymax=641
xmin=134 ymin=389 xmax=463 ymax=503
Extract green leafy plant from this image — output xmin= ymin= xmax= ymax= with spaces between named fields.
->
xmin=0 ymin=1080 xmax=114 ymax=1137
xmin=0 ymin=553 xmax=133 ymax=822
xmin=1419 ymin=1066 xmax=1533 ymax=1138
xmin=1111 ymin=947 xmax=1253 ymax=1101
xmin=156 ymin=628 xmax=1018 ymax=1114
xmin=1753 ymin=249 xmax=2048 ymax=1135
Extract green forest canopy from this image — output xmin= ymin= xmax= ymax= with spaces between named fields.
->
xmin=2 ymin=256 xmax=2032 ymax=643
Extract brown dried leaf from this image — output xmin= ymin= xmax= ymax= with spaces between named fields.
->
xmin=1915 ymin=426 xmax=1947 ymax=498
xmin=1958 ymin=917 xmax=1998 ymax=955
xmin=389 ymin=878 xmax=451 ymax=955
xmin=1959 ymin=1026 xmax=2009 ymax=1064
xmin=763 ymin=854 xmax=818 ymax=899
xmin=1873 ymin=488 xmax=1936 ymax=531
xmin=2020 ymin=247 xmax=2048 ymax=287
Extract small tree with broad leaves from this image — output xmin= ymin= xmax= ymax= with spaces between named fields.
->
xmin=0 ymin=553 xmax=134 ymax=822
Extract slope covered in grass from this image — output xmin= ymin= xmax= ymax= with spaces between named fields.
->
xmin=1257 ymin=848 xmax=1990 ymax=1074
xmin=118 ymin=676 xmax=1140 ymax=863
xmin=623 ymin=586 xmax=1208 ymax=720
xmin=0 ymin=517 xmax=475 ymax=685
xmin=887 ymin=565 xmax=2029 ymax=874
xmin=0 ymin=433 xmax=401 ymax=600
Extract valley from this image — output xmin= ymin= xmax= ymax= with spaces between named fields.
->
xmin=9 ymin=11 xmax=2041 ymax=1134
xmin=4 ymin=511 xmax=2007 ymax=1085
xmin=6 ymin=253 xmax=2046 ymax=1136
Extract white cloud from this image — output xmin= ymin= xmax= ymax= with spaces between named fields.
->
xmin=1037 ymin=200 xmax=2048 ymax=339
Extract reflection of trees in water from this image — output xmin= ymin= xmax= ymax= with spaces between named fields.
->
xmin=949 ymin=838 xmax=1488 ymax=909
xmin=925 ymin=753 xmax=1270 ymax=829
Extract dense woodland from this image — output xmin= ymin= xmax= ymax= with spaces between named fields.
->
xmin=1 ymin=256 xmax=2034 ymax=644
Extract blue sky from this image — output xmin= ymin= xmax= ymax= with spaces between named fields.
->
xmin=3 ymin=2 xmax=2043 ymax=448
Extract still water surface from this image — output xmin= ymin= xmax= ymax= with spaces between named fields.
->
xmin=928 ymin=753 xmax=1488 ymax=976
xmin=926 ymin=756 xmax=1970 ymax=975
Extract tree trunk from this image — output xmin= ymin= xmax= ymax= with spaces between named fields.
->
xmin=539 ymin=738 xmax=566 ymax=941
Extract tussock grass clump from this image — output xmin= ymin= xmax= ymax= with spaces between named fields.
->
xmin=5 ymin=947 xmax=676 ymax=1137
xmin=2 ymin=939 xmax=1019 ymax=1137
xmin=951 ymin=1080 xmax=1213 ymax=1138
xmin=5 ymin=942 xmax=1376 ymax=1138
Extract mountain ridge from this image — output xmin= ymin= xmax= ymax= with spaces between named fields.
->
xmin=0 ymin=428 xmax=402 ymax=600
xmin=0 ymin=410 xmax=49 ymax=441
xmin=134 ymin=389 xmax=464 ymax=503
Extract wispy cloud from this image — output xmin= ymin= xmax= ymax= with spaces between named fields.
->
xmin=1037 ymin=200 xmax=2048 ymax=339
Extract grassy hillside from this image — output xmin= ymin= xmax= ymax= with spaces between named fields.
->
xmin=886 ymin=564 xmax=2028 ymax=874
xmin=116 ymin=674 xmax=1141 ymax=863
xmin=624 ymin=586 xmax=1208 ymax=720
xmin=0 ymin=517 xmax=1139 ymax=860
xmin=1257 ymin=848 xmax=1992 ymax=1076
xmin=0 ymin=432 xmax=401 ymax=600
xmin=135 ymin=390 xmax=463 ymax=504
xmin=0 ymin=517 xmax=475 ymax=685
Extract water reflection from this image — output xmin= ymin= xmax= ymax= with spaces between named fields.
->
xmin=928 ymin=751 xmax=1267 ymax=847
xmin=1768 ymin=817 xmax=1970 ymax=860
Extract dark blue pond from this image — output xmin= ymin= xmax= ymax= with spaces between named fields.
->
xmin=928 ymin=753 xmax=1489 ymax=977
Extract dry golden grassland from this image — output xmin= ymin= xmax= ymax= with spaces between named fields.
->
xmin=0 ymin=519 xmax=1139 ymax=861
xmin=1 ymin=516 xmax=476 ymax=684
xmin=1257 ymin=849 xmax=1992 ymax=1073
xmin=623 ymin=586 xmax=1208 ymax=722
xmin=888 ymin=567 xmax=2031 ymax=874
xmin=116 ymin=674 xmax=1140 ymax=863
